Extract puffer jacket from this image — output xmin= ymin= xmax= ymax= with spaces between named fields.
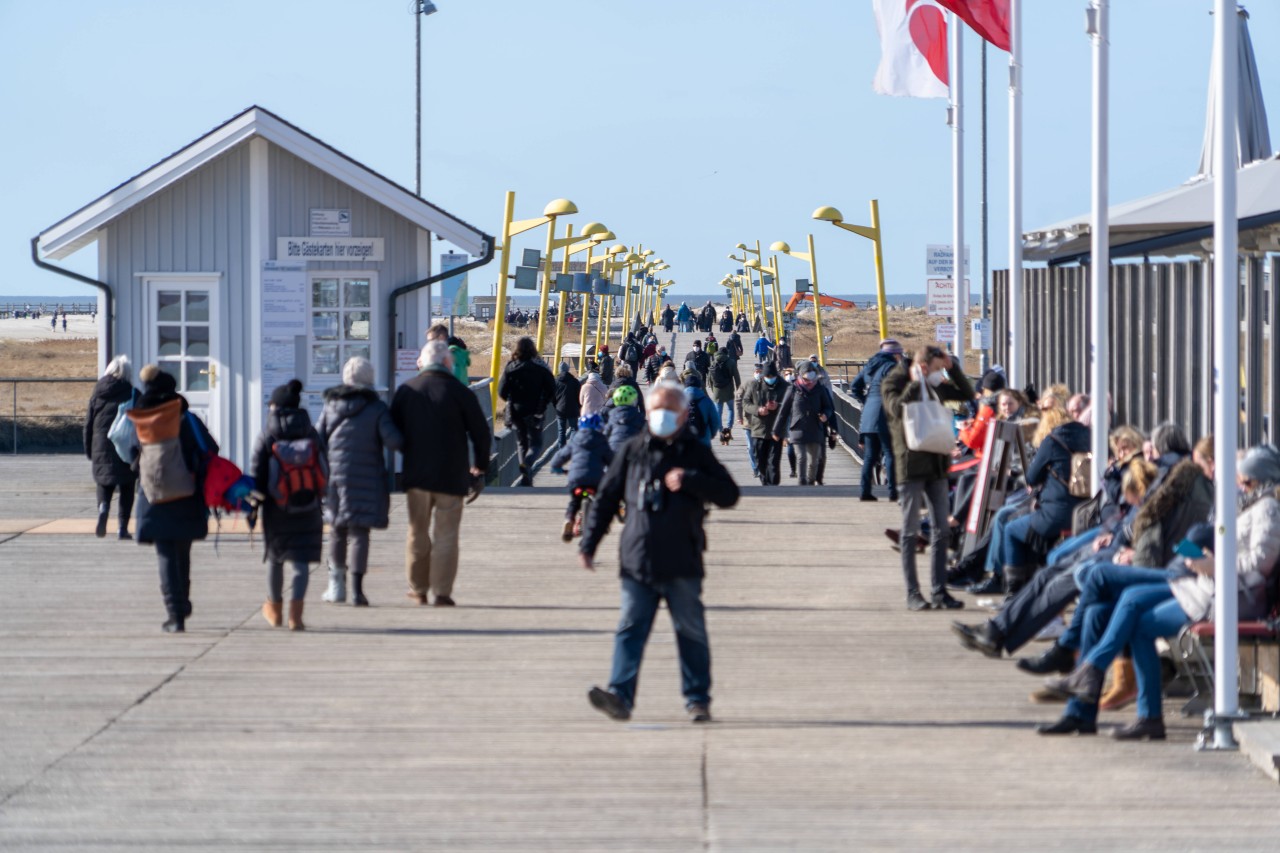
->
xmin=773 ymin=379 xmax=835 ymax=444
xmin=554 ymin=366 xmax=582 ymax=420
xmin=579 ymin=373 xmax=608 ymax=416
xmin=252 ymin=407 xmax=325 ymax=564
xmin=1131 ymin=459 xmax=1214 ymax=569
xmin=84 ymin=374 xmax=136 ymax=486
xmin=604 ymin=404 xmax=645 ymax=453
xmin=549 ymin=427 xmax=614 ymax=490
xmin=881 ymin=361 xmax=975 ymax=484
xmin=1024 ymin=420 xmax=1091 ymax=538
xmin=316 ymin=386 xmax=404 ymax=529
xmin=1170 ymin=491 xmax=1280 ymax=622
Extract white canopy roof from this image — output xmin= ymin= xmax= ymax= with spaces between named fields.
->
xmin=37 ymin=106 xmax=492 ymax=260
xmin=1023 ymin=154 xmax=1280 ymax=261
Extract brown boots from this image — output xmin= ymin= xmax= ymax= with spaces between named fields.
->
xmin=262 ymin=599 xmax=304 ymax=631
xmin=1100 ymin=658 xmax=1137 ymax=711
xmin=287 ymin=600 xmax=305 ymax=631
xmin=262 ymin=600 xmax=282 ymax=627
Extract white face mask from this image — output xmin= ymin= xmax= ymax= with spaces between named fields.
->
xmin=927 ymin=370 xmax=946 ymax=388
xmin=805 ymin=371 xmax=818 ymax=382
xmin=648 ymin=408 xmax=680 ymax=438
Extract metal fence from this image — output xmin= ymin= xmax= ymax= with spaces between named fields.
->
xmin=2 ymin=378 xmax=96 ymax=454
xmin=994 ymin=256 xmax=1280 ymax=443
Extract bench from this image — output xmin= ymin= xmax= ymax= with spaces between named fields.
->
xmin=1174 ymin=618 xmax=1280 ymax=717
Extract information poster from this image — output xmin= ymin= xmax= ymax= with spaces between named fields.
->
xmin=310 ymin=208 xmax=351 ymax=237
xmin=262 ymin=261 xmax=308 ymax=336
xmin=395 ymin=348 xmax=420 ymax=389
xmin=439 ymin=252 xmax=470 ymax=316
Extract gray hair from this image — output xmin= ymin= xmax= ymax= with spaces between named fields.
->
xmin=418 ymin=340 xmax=451 ymax=369
xmin=342 ymin=356 xmax=375 ymax=388
xmin=1151 ymin=422 xmax=1192 ymax=457
xmin=103 ymin=354 xmax=131 ymax=381
xmin=648 ymin=380 xmax=688 ymax=410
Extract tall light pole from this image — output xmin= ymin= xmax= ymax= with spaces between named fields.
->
xmin=414 ymin=1 xmax=438 ymax=197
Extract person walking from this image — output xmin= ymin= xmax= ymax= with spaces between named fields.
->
xmin=391 ymin=341 xmax=491 ymax=606
xmin=447 ymin=336 xmax=471 ymax=385
xmin=253 ymin=379 xmax=327 ymax=631
xmin=579 ymin=370 xmax=609 ymax=418
xmin=742 ymin=362 xmax=786 ymax=485
xmin=753 ymin=332 xmax=773 ymax=367
xmin=682 ymin=372 xmax=721 ymax=448
xmin=772 ymin=362 xmax=834 ymax=486
xmin=84 ymin=355 xmax=138 ymax=540
xmin=683 ymin=340 xmax=710 ymax=386
xmin=676 ymin=302 xmax=692 ymax=333
xmin=553 ymin=361 xmax=582 ymax=456
xmin=597 ymin=345 xmax=615 ymax=386
xmin=661 ymin=304 xmax=675 ymax=333
xmin=620 ymin=333 xmax=642 ymax=379
xmin=707 ymin=347 xmax=738 ymax=442
xmin=579 ymin=381 xmax=740 ymax=723
xmin=128 ymin=364 xmax=216 ymax=632
xmin=773 ymin=334 xmax=793 ymax=374
xmin=498 ymin=336 xmax=556 ymax=487
xmin=316 ymin=357 xmax=404 ymax=607
xmin=550 ymin=413 xmax=614 ymax=542
xmin=882 ymin=347 xmax=975 ymax=611
xmin=850 ymin=340 xmax=904 ymax=502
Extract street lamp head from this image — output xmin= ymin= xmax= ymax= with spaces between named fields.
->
xmin=769 ymin=240 xmax=792 ymax=254
xmin=726 ymin=253 xmax=738 ymax=261
xmin=580 ymin=221 xmax=608 ymax=236
xmin=543 ymin=198 xmax=578 ymax=216
xmin=624 ymin=253 xmax=643 ymax=263
xmin=591 ymin=230 xmax=616 ymax=243
xmin=812 ymin=205 xmax=844 ymax=223
xmin=744 ymin=258 xmax=760 ymax=269
xmin=641 ymin=249 xmax=655 ymax=256
xmin=650 ymin=258 xmax=663 ymax=265
xmin=735 ymin=242 xmax=747 ymax=250
xmin=608 ymin=244 xmax=627 ymax=255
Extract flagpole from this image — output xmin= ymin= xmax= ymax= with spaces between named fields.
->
xmin=950 ymin=13 xmax=965 ymax=367
xmin=980 ymin=38 xmax=989 ymax=374
xmin=1007 ymin=0 xmax=1022 ymax=387
xmin=1088 ymin=0 xmax=1109 ymax=496
xmin=1209 ymin=0 xmax=1241 ymax=753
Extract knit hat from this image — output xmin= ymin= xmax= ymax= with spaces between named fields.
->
xmin=142 ymin=366 xmax=177 ymax=396
xmin=270 ymin=379 xmax=303 ymax=409
xmin=981 ymin=370 xmax=1007 ymax=393
xmin=762 ymin=362 xmax=779 ymax=378
xmin=879 ymin=339 xmax=904 ymax=355
xmin=1239 ymin=445 xmax=1280 ymax=485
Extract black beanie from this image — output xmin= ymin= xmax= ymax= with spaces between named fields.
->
xmin=146 ymin=370 xmax=177 ymax=396
xmin=270 ymin=379 xmax=303 ymax=409
xmin=763 ymin=362 xmax=779 ymax=378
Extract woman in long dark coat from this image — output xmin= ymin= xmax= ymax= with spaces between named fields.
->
xmin=130 ymin=364 xmax=214 ymax=633
xmin=84 ymin=355 xmax=138 ymax=539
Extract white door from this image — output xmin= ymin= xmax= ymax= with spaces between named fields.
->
xmin=146 ymin=278 xmax=221 ymax=430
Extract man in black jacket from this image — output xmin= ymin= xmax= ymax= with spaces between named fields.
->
xmin=579 ymin=381 xmax=739 ymax=723
xmin=391 ymin=341 xmax=491 ymax=606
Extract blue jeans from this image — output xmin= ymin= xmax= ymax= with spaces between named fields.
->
xmin=608 ymin=576 xmax=711 ymax=711
xmin=556 ymin=416 xmax=576 ymax=450
xmin=1047 ymin=528 xmax=1099 ymax=568
xmin=744 ymin=430 xmax=758 ymax=475
xmin=1003 ymin=514 xmax=1038 ymax=571
xmin=718 ymin=399 xmax=734 ymax=428
xmin=983 ymin=504 xmax=1022 ymax=575
xmin=1130 ymin=592 xmax=1192 ymax=719
xmin=859 ymin=431 xmax=895 ymax=498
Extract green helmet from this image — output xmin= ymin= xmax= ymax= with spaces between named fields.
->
xmin=612 ymin=384 xmax=639 ymax=407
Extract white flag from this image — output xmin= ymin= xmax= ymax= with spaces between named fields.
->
xmin=872 ymin=0 xmax=950 ymax=98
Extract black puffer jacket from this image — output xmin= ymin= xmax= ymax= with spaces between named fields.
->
xmin=580 ymin=427 xmax=739 ymax=584
xmin=252 ymin=407 xmax=324 ymax=564
xmin=84 ymin=374 xmax=137 ymax=486
xmin=316 ymin=386 xmax=404 ymax=529
xmin=554 ymin=365 xmax=582 ymax=420
xmin=498 ymin=358 xmax=556 ymax=424
xmin=773 ymin=380 xmax=835 ymax=444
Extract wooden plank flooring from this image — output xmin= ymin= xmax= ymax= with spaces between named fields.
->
xmin=3 ymin=335 xmax=1279 ymax=850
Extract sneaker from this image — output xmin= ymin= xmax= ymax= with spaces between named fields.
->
xmin=561 ymin=520 xmax=574 ymax=543
xmin=907 ymin=591 xmax=931 ymax=611
xmin=321 ymin=568 xmax=347 ymax=604
xmin=967 ymin=574 xmax=1004 ymax=595
xmin=931 ymin=592 xmax=965 ymax=610
xmin=688 ymin=703 xmax=712 ymax=723
xmin=588 ymin=685 xmax=631 ymax=721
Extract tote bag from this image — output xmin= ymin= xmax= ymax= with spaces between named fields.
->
xmin=902 ymin=378 xmax=955 ymax=454
xmin=107 ymin=396 xmax=137 ymax=462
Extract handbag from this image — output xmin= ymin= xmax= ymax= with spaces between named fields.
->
xmin=107 ymin=396 xmax=137 ymax=462
xmin=902 ymin=377 xmax=955 ymax=454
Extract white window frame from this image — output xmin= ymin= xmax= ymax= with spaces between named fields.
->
xmin=305 ymin=270 xmax=378 ymax=388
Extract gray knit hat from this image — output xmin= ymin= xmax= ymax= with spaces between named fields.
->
xmin=1239 ymin=445 xmax=1280 ymax=485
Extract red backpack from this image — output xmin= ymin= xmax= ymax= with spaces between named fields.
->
xmin=267 ymin=437 xmax=328 ymax=512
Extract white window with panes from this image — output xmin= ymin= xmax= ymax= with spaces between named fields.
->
xmin=308 ymin=273 xmax=374 ymax=384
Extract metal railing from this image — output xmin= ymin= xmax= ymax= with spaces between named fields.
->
xmin=2 ymin=377 xmax=97 ymax=454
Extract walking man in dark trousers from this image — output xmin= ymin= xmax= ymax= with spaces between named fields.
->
xmin=579 ymin=381 xmax=739 ymax=723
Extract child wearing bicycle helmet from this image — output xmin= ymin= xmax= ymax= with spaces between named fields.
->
xmin=549 ymin=412 xmax=615 ymax=542
xmin=604 ymin=384 xmax=646 ymax=454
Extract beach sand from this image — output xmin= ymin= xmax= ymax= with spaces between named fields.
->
xmin=0 ymin=314 xmax=98 ymax=343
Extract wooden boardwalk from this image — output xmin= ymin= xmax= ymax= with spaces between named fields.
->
xmin=3 ymin=340 xmax=1280 ymax=850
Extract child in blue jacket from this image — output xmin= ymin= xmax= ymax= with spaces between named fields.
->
xmin=549 ymin=413 xmax=614 ymax=541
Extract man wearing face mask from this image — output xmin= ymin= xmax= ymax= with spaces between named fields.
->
xmin=742 ymin=362 xmax=788 ymax=485
xmin=736 ymin=364 xmax=764 ymax=478
xmin=882 ymin=346 xmax=975 ymax=611
xmin=579 ymin=382 xmax=740 ymax=724
xmin=772 ymin=360 xmax=835 ymax=486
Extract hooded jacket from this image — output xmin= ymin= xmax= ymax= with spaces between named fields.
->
xmin=549 ymin=426 xmax=614 ymax=489
xmin=1023 ymin=420 xmax=1091 ymax=538
xmin=579 ymin=373 xmax=608 ymax=416
xmin=580 ymin=426 xmax=739 ymax=584
xmin=316 ymin=385 xmax=404 ymax=529
xmin=604 ymin=403 xmax=646 ymax=452
xmin=132 ymin=387 xmax=213 ymax=544
xmin=252 ymin=406 xmax=325 ymax=564
xmin=1131 ymin=458 xmax=1214 ymax=569
xmin=498 ymin=358 xmax=556 ymax=424
xmin=554 ymin=365 xmax=582 ymax=420
xmin=741 ymin=376 xmax=788 ymax=440
xmin=84 ymin=373 xmax=137 ymax=486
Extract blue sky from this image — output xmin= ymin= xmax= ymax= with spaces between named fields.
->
xmin=2 ymin=0 xmax=1276 ymax=300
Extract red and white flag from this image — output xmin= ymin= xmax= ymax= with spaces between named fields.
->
xmin=872 ymin=0 xmax=949 ymax=99
xmin=936 ymin=0 xmax=1010 ymax=51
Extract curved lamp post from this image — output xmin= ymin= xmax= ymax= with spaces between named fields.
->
xmin=813 ymin=202 xmax=889 ymax=340
xmin=770 ymin=237 xmax=827 ymax=368
xmin=550 ymin=223 xmax=611 ymax=368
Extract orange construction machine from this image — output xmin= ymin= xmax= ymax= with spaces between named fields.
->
xmin=783 ymin=293 xmax=858 ymax=313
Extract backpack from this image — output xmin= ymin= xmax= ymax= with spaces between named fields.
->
xmin=711 ymin=358 xmax=733 ymax=389
xmin=688 ymin=395 xmax=709 ymax=438
xmin=128 ymin=399 xmax=196 ymax=505
xmin=1051 ymin=435 xmax=1093 ymax=498
xmin=187 ymin=412 xmax=243 ymax=512
xmin=268 ymin=436 xmax=328 ymax=513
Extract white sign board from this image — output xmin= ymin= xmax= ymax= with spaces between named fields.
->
xmin=926 ymin=277 xmax=971 ymax=316
xmin=262 ymin=260 xmax=307 ymax=336
xmin=310 ymin=208 xmax=351 ymax=237
xmin=926 ymin=244 xmax=971 ymax=277
xmin=278 ymin=237 xmax=385 ymax=262
xmin=261 ymin=336 xmax=299 ymax=404
xmin=934 ymin=322 xmax=957 ymax=344
xmin=395 ymin=347 xmax=420 ymax=389
xmin=971 ymin=318 xmax=991 ymax=350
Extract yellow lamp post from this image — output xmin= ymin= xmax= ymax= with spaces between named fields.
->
xmin=573 ymin=228 xmax=618 ymax=373
xmin=745 ymin=257 xmax=785 ymax=343
xmin=551 ymin=225 xmax=612 ymax=367
xmin=618 ymin=250 xmax=643 ymax=345
xmin=813 ymin=201 xmax=889 ymax=339
xmin=727 ymin=265 xmax=756 ymax=322
xmin=646 ymin=263 xmax=669 ymax=321
xmin=533 ymin=209 xmax=593 ymax=355
xmin=592 ymin=241 xmax=624 ymax=356
xmin=599 ymin=243 xmax=627 ymax=352
xmin=730 ymin=243 xmax=768 ymax=332
xmin=489 ymin=193 xmax=576 ymax=427
xmin=771 ymin=236 xmax=827 ymax=368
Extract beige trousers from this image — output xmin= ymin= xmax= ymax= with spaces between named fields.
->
xmin=405 ymin=488 xmax=465 ymax=597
